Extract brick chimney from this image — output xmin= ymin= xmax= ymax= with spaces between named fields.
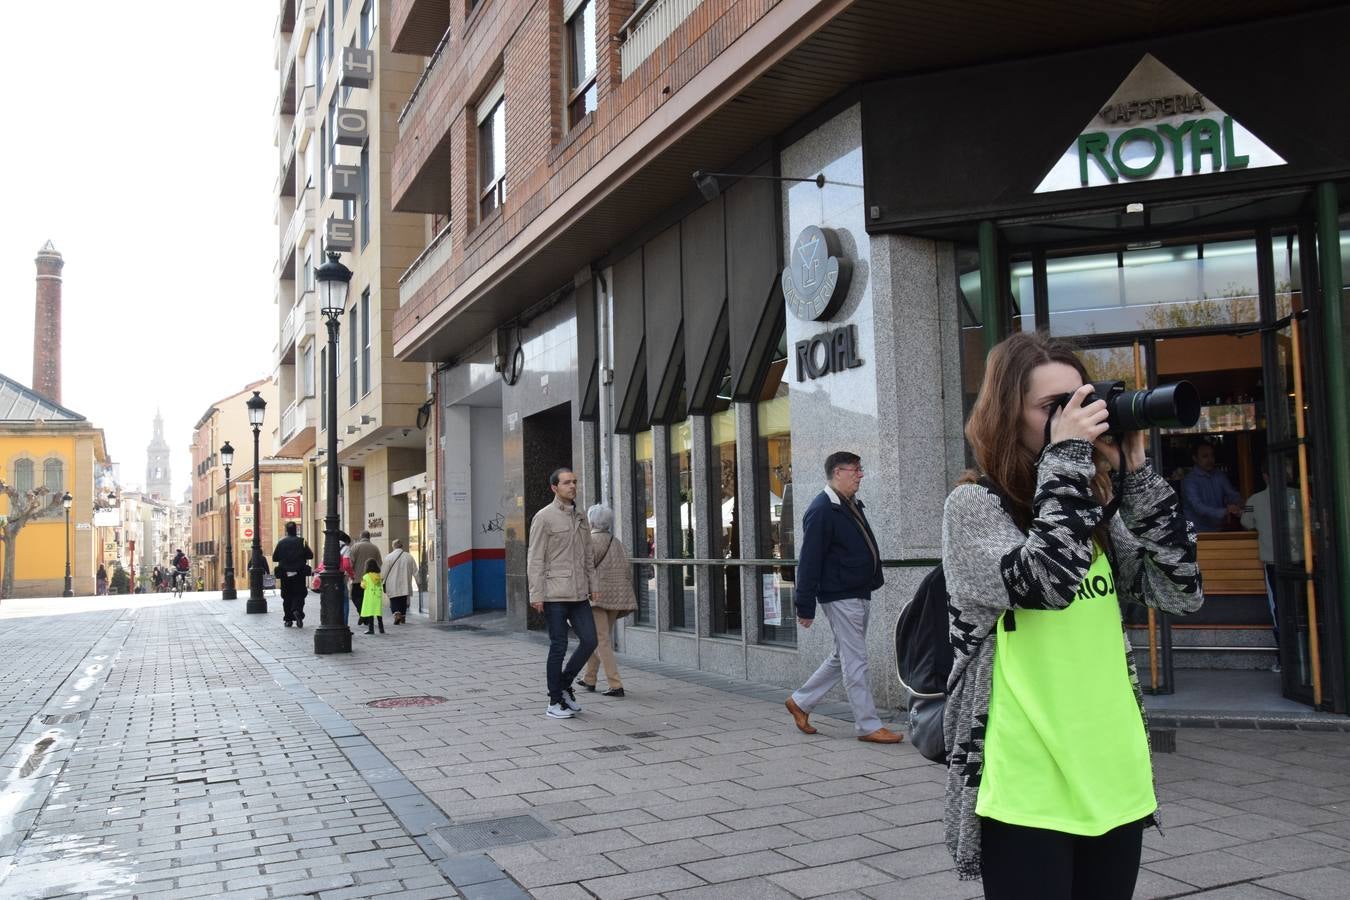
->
xmin=33 ymin=240 xmax=63 ymax=403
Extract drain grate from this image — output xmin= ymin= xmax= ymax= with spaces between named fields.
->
xmin=628 ymin=731 xmax=659 ymax=739
xmin=593 ymin=745 xmax=631 ymax=754
xmin=432 ymin=815 xmax=553 ymax=852
xmin=366 ymin=695 xmax=448 ymax=708
xmin=1149 ymin=728 xmax=1177 ymax=753
xmin=40 ymin=711 xmax=89 ymax=725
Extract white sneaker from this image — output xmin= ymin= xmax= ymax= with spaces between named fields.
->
xmin=561 ymin=685 xmax=582 ymax=713
xmin=546 ymin=703 xmax=574 ymax=719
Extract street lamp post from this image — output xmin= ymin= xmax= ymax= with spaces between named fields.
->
xmin=246 ymin=391 xmax=269 ymax=613
xmin=221 ymin=441 xmax=237 ymax=600
xmin=314 ymin=252 xmax=353 ymax=654
xmin=62 ymin=491 xmax=73 ymax=597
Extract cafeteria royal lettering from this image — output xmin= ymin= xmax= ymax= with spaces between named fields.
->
xmin=795 ymin=324 xmax=863 ymax=382
xmin=1078 ymin=114 xmax=1249 ymax=186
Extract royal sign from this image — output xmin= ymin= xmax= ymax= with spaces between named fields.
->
xmin=1036 ymin=54 xmax=1285 ymax=193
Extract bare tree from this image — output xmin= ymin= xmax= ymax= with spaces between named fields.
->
xmin=0 ymin=480 xmax=53 ymax=601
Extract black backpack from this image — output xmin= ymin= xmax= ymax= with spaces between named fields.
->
xmin=895 ymin=479 xmax=1015 ymax=763
xmin=894 ymin=565 xmax=956 ymax=763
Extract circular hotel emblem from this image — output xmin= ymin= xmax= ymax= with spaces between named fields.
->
xmin=782 ymin=226 xmax=851 ymax=322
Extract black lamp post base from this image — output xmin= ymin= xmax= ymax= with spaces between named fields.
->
xmin=314 ymin=624 xmax=353 ymax=654
xmin=245 ymin=596 xmax=268 ymax=613
xmin=222 ymin=589 xmax=238 ymax=600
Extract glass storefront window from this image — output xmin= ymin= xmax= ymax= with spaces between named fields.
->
xmin=667 ymin=418 xmax=695 ymax=631
xmin=756 ymin=337 xmax=795 ymax=645
xmin=1047 ymin=240 xmax=1260 ymax=336
xmin=632 ymin=429 xmax=655 ymax=626
xmin=709 ymin=401 xmax=740 ymax=637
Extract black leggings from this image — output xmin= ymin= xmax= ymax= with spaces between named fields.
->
xmin=980 ymin=816 xmax=1146 ymax=900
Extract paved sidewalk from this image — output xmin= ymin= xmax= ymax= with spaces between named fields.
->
xmin=1 ymin=593 xmax=1349 ymax=899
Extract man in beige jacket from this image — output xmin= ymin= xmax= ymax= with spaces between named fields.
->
xmin=527 ymin=467 xmax=599 ymax=719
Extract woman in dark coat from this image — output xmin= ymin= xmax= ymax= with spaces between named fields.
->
xmin=271 ymin=521 xmax=314 ymax=627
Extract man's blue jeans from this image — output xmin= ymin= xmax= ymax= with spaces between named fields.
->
xmin=544 ymin=601 xmax=598 ymax=704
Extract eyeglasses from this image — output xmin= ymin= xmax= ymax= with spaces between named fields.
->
xmin=836 ymin=466 xmax=864 ymax=475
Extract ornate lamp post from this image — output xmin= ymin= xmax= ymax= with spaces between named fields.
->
xmin=246 ymin=391 xmax=269 ymax=613
xmin=62 ymin=491 xmax=73 ymax=597
xmin=314 ymin=252 xmax=353 ymax=655
xmin=221 ymin=441 xmax=237 ymax=599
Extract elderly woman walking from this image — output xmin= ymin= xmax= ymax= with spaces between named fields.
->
xmin=579 ymin=504 xmax=637 ymax=697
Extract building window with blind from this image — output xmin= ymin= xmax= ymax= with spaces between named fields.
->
xmin=360 ymin=288 xmax=371 ymax=395
xmin=359 ymin=0 xmax=375 ymax=50
xmin=755 ymin=329 xmax=795 ymax=644
xmin=359 ymin=144 xmax=370 ymax=249
xmin=476 ymin=76 xmax=506 ymax=222
xmin=667 ymin=416 xmax=695 ymax=631
xmin=632 ymin=428 xmax=655 ymax=625
xmin=564 ymin=0 xmax=597 ymax=130
xmin=348 ymin=304 xmax=359 ymax=406
xmin=41 ymin=458 xmax=64 ymax=517
xmin=708 ymin=358 xmax=740 ymax=637
xmin=12 ymin=458 xmax=34 ymax=494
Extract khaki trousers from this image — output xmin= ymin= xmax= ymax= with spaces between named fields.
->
xmin=583 ymin=607 xmax=624 ymax=689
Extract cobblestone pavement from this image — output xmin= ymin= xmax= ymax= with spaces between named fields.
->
xmin=1 ymin=593 xmax=1349 ymax=899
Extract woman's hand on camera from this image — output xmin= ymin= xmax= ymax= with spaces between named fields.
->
xmin=1094 ymin=429 xmax=1147 ymax=473
xmin=1050 ymin=384 xmax=1109 ymax=446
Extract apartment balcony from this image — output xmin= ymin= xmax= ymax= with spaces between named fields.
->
xmin=279 ymin=187 xmax=315 ymax=278
xmin=279 ymin=290 xmax=317 ymax=364
xmin=393 ymin=21 xmax=454 ymax=212
xmin=398 ymin=221 xmax=453 ymax=309
xmin=397 ymin=24 xmax=453 ymax=140
xmin=620 ymin=0 xmax=704 ymax=78
xmin=391 ymin=0 xmax=450 ymax=55
xmin=277 ymin=398 xmax=316 ymax=458
xmin=279 ymin=0 xmax=295 ymax=34
xmin=279 ymin=25 xmax=298 ymax=116
xmin=278 ymin=118 xmax=297 ymax=198
xmin=295 ymin=85 xmax=315 ymax=149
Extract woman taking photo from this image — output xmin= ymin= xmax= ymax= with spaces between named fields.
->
xmin=942 ymin=331 xmax=1203 ymax=898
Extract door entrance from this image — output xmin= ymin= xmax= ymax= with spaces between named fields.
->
xmin=993 ymin=225 xmax=1330 ymax=707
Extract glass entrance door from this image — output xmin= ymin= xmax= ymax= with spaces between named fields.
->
xmin=999 ymin=226 xmax=1329 ymax=706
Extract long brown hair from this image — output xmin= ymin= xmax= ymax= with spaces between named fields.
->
xmin=961 ymin=331 xmax=1111 ymax=536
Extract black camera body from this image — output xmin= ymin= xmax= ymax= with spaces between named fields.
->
xmin=1059 ymin=379 xmax=1201 ymax=434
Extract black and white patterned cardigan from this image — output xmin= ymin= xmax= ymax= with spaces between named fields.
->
xmin=940 ymin=439 xmax=1204 ymax=881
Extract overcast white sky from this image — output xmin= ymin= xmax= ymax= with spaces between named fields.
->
xmin=5 ymin=2 xmax=277 ymax=498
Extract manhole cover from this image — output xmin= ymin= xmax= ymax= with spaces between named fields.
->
xmin=594 ymin=745 xmax=631 ymax=753
xmin=432 ymin=815 xmax=553 ymax=852
xmin=628 ymin=731 xmax=659 ymax=739
xmin=40 ymin=712 xmax=89 ymax=725
xmin=366 ymin=695 xmax=449 ymax=708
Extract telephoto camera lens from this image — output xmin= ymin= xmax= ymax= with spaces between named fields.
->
xmin=1094 ymin=380 xmax=1201 ymax=432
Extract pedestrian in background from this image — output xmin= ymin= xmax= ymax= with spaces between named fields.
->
xmin=359 ymin=558 xmax=386 ymax=634
xmin=579 ymin=504 xmax=636 ymax=697
xmin=381 ymin=539 xmax=418 ymax=625
xmin=527 ymin=467 xmax=598 ymax=720
xmin=96 ymin=564 xmax=107 ymax=596
xmin=349 ymin=531 xmax=382 ymax=619
xmin=785 ymin=451 xmax=900 ymax=744
xmin=272 ymin=521 xmax=314 ymax=628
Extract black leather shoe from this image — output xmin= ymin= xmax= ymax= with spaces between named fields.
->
xmin=579 ymin=681 xmax=596 ymax=692
xmin=284 ymin=621 xmax=292 ymax=628
xmin=602 ymin=688 xmax=625 ymax=698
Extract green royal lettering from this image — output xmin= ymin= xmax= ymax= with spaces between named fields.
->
xmin=1156 ymin=121 xmax=1193 ymax=175
xmin=1190 ymin=117 xmax=1222 ymax=174
xmin=1222 ymin=115 xmax=1250 ymax=170
xmin=1078 ymin=132 xmax=1117 ymax=186
xmin=1111 ymin=126 xmax=1165 ymax=179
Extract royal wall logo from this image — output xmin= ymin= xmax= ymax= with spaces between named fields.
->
xmin=782 ymin=226 xmax=851 ymax=322
xmin=1035 ymin=54 xmax=1286 ymax=193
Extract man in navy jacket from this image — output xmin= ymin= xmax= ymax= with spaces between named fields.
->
xmin=785 ymin=451 xmax=902 ymax=744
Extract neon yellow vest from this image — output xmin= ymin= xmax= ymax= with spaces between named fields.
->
xmin=976 ymin=547 xmax=1156 ymax=835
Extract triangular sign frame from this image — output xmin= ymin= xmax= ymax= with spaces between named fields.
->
xmin=1035 ymin=53 xmax=1285 ymax=194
